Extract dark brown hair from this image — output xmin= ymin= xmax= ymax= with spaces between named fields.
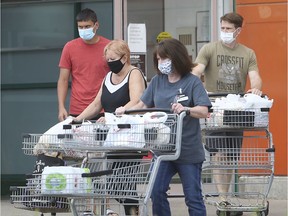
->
xmin=220 ymin=12 xmax=244 ymax=28
xmin=153 ymin=38 xmax=196 ymax=76
xmin=76 ymin=8 xmax=98 ymax=23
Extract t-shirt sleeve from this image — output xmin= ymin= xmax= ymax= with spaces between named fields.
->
xmin=192 ymin=76 xmax=212 ymax=107
xmin=58 ymin=42 xmax=71 ymax=69
xmin=194 ymin=43 xmax=211 ymax=66
xmin=141 ymin=76 xmax=157 ymax=107
xmin=248 ymin=50 xmax=259 ymax=72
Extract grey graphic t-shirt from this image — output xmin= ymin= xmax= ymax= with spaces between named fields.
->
xmin=195 ymin=41 xmax=259 ymax=93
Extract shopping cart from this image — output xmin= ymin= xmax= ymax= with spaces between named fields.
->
xmin=11 ymin=109 xmax=186 ymax=216
xmin=22 ymin=109 xmax=180 ymax=158
xmin=201 ymin=93 xmax=275 ymax=216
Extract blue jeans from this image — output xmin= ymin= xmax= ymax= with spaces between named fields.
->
xmin=151 ymin=161 xmax=206 ymax=216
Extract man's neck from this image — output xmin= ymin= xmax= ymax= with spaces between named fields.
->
xmin=222 ymin=40 xmax=238 ymax=49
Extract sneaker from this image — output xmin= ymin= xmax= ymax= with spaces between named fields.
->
xmin=106 ymin=208 xmax=119 ymax=216
xmin=82 ymin=211 xmax=93 ymax=216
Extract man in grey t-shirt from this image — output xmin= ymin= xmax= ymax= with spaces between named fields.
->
xmin=193 ymin=12 xmax=262 ymax=216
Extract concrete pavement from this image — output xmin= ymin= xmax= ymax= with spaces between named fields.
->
xmin=2 ymin=194 xmax=287 ymax=216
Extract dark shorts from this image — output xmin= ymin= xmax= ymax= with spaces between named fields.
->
xmin=204 ymin=131 xmax=244 ymax=160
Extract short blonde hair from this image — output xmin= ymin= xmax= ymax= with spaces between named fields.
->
xmin=104 ymin=39 xmax=131 ymax=64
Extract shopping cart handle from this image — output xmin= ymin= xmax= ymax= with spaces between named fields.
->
xmin=82 ymin=169 xmax=113 ymax=178
xmin=68 ymin=119 xmax=97 ymax=126
xmin=63 ymin=124 xmax=72 ymax=129
xmin=9 ymin=186 xmax=18 ymax=192
xmin=207 ymin=107 xmax=269 ymax=113
xmin=22 ymin=133 xmax=31 ymax=138
xmin=266 ymin=146 xmax=275 ymax=152
xmin=124 ymin=108 xmax=173 ymax=114
xmin=117 ymin=124 xmax=131 ymax=129
xmin=57 ymin=134 xmax=73 ymax=139
xmin=207 ymin=92 xmax=267 ymax=98
xmin=261 ymin=108 xmax=270 ymax=112
xmin=204 ymin=145 xmax=218 ymax=153
xmin=208 ymin=93 xmax=243 ymax=97
xmin=25 ymin=173 xmax=36 ymax=179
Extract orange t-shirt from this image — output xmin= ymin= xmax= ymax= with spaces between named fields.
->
xmin=59 ymin=36 xmax=110 ymax=115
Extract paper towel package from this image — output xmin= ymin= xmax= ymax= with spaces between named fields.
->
xmin=41 ymin=166 xmax=91 ymax=194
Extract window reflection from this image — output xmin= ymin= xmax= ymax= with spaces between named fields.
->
xmin=127 ymin=0 xmax=211 ymax=80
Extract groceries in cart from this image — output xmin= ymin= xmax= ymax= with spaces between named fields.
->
xmin=41 ymin=166 xmax=92 ymax=194
xmin=104 ymin=111 xmax=171 ymax=148
xmin=28 ymin=111 xmax=174 ymax=159
xmin=205 ymin=94 xmax=274 ymax=128
xmin=33 ymin=116 xmax=74 ymax=156
xmin=12 ymin=110 xmax=183 ymax=215
xmin=143 ymin=112 xmax=171 ymax=145
xmin=104 ymin=112 xmax=145 ymax=148
xmin=32 ymin=116 xmax=102 ymax=158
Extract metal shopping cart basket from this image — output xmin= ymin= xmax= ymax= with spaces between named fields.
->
xmin=9 ymin=159 xmax=83 ymax=216
xmin=11 ymin=109 xmax=186 ymax=216
xmin=22 ymin=109 xmax=180 ymax=158
xmin=201 ymin=93 xmax=275 ymax=216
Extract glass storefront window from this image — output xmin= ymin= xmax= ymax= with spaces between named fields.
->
xmin=1 ymin=1 xmax=113 ymax=85
xmin=126 ymin=0 xmax=211 ymax=80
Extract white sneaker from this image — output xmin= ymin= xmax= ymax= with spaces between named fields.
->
xmin=82 ymin=211 xmax=93 ymax=216
xmin=106 ymin=208 xmax=119 ymax=216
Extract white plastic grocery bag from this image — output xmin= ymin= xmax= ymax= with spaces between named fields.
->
xmin=33 ymin=116 xmax=74 ymax=156
xmin=143 ymin=112 xmax=171 ymax=145
xmin=103 ymin=113 xmax=145 ymax=148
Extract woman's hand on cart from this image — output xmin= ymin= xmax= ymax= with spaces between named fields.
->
xmin=70 ymin=117 xmax=81 ymax=125
xmin=115 ymin=106 xmax=126 ymax=115
xmin=96 ymin=116 xmax=106 ymax=123
xmin=171 ymin=103 xmax=188 ymax=115
xmin=172 ymin=103 xmax=210 ymax=118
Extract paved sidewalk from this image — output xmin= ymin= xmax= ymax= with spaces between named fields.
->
xmin=2 ymin=194 xmax=287 ymax=216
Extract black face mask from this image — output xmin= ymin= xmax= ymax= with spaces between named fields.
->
xmin=107 ymin=55 xmax=125 ymax=74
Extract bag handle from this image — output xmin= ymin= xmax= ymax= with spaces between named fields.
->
xmin=143 ymin=112 xmax=168 ymax=123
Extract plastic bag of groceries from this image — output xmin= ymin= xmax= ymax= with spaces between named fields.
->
xmin=103 ymin=112 xmax=145 ymax=148
xmin=33 ymin=116 xmax=96 ymax=157
xmin=209 ymin=94 xmax=273 ymax=127
xmin=143 ymin=112 xmax=171 ymax=146
xmin=33 ymin=116 xmax=74 ymax=156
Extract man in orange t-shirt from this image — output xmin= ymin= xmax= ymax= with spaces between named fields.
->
xmin=57 ymin=8 xmax=110 ymax=121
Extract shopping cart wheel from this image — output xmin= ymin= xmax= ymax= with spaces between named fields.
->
xmin=216 ymin=210 xmax=230 ymax=216
xmin=265 ymin=201 xmax=269 ymax=216
xmin=257 ymin=201 xmax=269 ymax=216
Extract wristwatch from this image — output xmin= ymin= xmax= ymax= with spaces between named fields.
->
xmin=185 ymin=107 xmax=190 ymax=115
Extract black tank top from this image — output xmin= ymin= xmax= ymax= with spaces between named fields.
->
xmin=101 ymin=68 xmax=146 ymax=113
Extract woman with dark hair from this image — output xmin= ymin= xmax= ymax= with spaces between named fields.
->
xmin=116 ymin=38 xmax=211 ymax=216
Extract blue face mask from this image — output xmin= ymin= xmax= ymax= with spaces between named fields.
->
xmin=78 ymin=27 xmax=95 ymax=41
